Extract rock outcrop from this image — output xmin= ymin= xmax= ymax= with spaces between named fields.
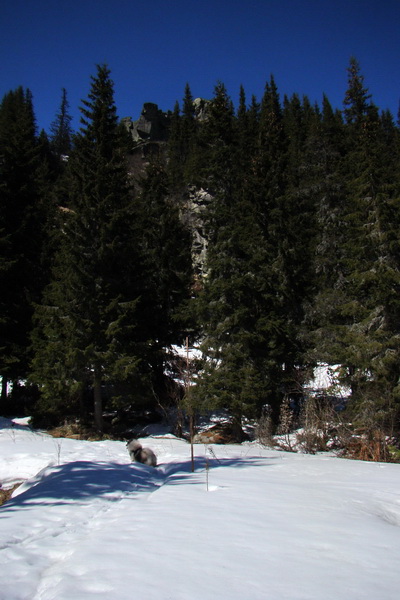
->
xmin=181 ymin=187 xmax=212 ymax=281
xmin=122 ymin=101 xmax=212 ymax=281
xmin=121 ymin=102 xmax=170 ymax=144
xmin=122 ymin=98 xmax=209 ymax=145
xmin=193 ymin=97 xmax=211 ymax=121
xmin=193 ymin=422 xmax=250 ymax=444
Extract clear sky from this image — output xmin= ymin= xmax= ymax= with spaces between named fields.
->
xmin=1 ymin=0 xmax=399 ymax=132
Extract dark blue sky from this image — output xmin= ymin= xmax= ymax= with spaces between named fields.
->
xmin=1 ymin=0 xmax=399 ymax=132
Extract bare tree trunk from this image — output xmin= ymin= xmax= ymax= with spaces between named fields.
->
xmin=77 ymin=381 xmax=88 ymax=424
xmin=1 ymin=376 xmax=8 ymax=404
xmin=186 ymin=337 xmax=195 ymax=473
xmin=93 ymin=368 xmax=103 ymax=432
xmin=189 ymin=411 xmax=195 ymax=472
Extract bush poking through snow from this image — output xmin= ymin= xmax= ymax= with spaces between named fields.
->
xmin=255 ymin=409 xmax=274 ymax=447
xmin=0 ymin=483 xmax=21 ymax=507
xmin=275 ymin=396 xmax=296 ymax=452
xmin=344 ymin=429 xmax=392 ymax=462
xmin=295 ymin=395 xmax=337 ymax=454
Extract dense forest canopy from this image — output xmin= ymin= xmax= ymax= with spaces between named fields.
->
xmin=1 ymin=59 xmax=400 ymax=455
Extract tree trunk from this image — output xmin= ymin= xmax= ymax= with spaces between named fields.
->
xmin=93 ymin=368 xmax=103 ymax=432
xmin=77 ymin=382 xmax=89 ymax=425
xmin=1 ymin=376 xmax=8 ymax=403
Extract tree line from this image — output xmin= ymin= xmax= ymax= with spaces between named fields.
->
xmin=1 ymin=59 xmax=400 ymax=445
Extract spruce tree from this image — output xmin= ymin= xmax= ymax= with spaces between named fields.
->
xmin=343 ymin=56 xmax=372 ymax=126
xmin=181 ymin=83 xmax=198 ymax=182
xmin=252 ymin=77 xmax=291 ymax=415
xmin=167 ymin=100 xmax=182 ymax=188
xmin=135 ymin=160 xmax=193 ymax=401
xmin=342 ymin=100 xmax=400 ymax=430
xmin=193 ymin=83 xmax=276 ymax=428
xmin=31 ymin=66 xmax=144 ymax=430
xmin=49 ymin=88 xmax=73 ymax=161
xmin=305 ymin=94 xmax=349 ymax=365
xmin=309 ymin=58 xmax=400 ymax=434
xmin=278 ymin=94 xmax=319 ymax=378
xmin=0 ymin=87 xmax=45 ymax=397
xmin=236 ymin=86 xmax=259 ymax=176
xmin=167 ymin=83 xmax=198 ymax=189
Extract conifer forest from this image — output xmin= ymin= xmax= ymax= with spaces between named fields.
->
xmin=1 ymin=59 xmax=400 ymax=459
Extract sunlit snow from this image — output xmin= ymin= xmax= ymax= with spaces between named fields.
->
xmin=1 ymin=416 xmax=399 ymax=600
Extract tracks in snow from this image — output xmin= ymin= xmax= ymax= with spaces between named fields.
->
xmin=0 ymin=459 xmax=183 ymax=600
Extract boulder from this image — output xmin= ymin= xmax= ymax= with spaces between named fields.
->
xmin=193 ymin=422 xmax=250 ymax=444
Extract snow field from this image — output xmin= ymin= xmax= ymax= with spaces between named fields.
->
xmin=1 ymin=419 xmax=400 ymax=600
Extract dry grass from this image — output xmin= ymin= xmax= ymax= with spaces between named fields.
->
xmin=47 ymin=422 xmax=110 ymax=441
xmin=344 ymin=429 xmax=392 ymax=462
xmin=0 ymin=483 xmax=21 ymax=507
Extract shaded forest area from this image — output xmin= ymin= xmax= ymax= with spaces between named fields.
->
xmin=1 ymin=59 xmax=400 ymax=459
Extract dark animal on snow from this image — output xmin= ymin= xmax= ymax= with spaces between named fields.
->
xmin=126 ymin=439 xmax=157 ymax=467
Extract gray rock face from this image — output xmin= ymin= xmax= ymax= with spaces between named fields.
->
xmin=122 ymin=102 xmax=213 ymax=281
xmin=122 ymin=98 xmax=210 ymax=145
xmin=193 ymin=98 xmax=211 ymax=121
xmin=184 ymin=187 xmax=212 ymax=280
xmin=122 ymin=103 xmax=170 ymax=143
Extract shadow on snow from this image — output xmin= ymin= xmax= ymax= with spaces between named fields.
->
xmin=0 ymin=454 xmax=274 ymax=513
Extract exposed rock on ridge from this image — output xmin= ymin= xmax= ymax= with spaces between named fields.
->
xmin=121 ymin=102 xmax=170 ymax=144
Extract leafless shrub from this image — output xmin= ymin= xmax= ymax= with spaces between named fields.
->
xmin=255 ymin=408 xmax=274 ymax=447
xmin=295 ymin=395 xmax=333 ymax=453
xmin=340 ymin=384 xmax=398 ymax=462
xmin=344 ymin=429 xmax=391 ymax=462
xmin=275 ymin=396 xmax=296 ymax=452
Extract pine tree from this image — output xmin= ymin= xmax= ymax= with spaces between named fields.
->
xmin=135 ymin=160 xmax=193 ymax=401
xmin=305 ymin=95 xmax=349 ymax=365
xmin=310 ymin=58 xmax=400 ymax=434
xmin=0 ymin=87 xmax=45 ymax=396
xmin=49 ymin=88 xmax=73 ymax=161
xmin=343 ymin=56 xmax=372 ymax=126
xmin=236 ymin=85 xmax=259 ymax=176
xmin=193 ymin=83 xmax=277 ymax=428
xmin=31 ymin=66 xmax=144 ymax=430
xmin=252 ymin=77 xmax=291 ymax=415
xmin=342 ymin=102 xmax=400 ymax=430
xmin=167 ymin=83 xmax=198 ymax=189
xmin=167 ymin=100 xmax=183 ymax=188
xmin=278 ymin=94 xmax=319 ymax=376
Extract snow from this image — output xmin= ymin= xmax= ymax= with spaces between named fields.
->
xmin=1 ymin=417 xmax=400 ymax=600
xmin=305 ymin=363 xmax=351 ymax=398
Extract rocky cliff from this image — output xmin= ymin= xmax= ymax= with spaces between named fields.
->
xmin=123 ymin=101 xmax=212 ymax=281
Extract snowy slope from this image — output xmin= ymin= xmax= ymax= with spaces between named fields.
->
xmin=1 ymin=417 xmax=400 ymax=600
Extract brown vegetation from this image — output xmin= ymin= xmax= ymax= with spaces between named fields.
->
xmin=0 ymin=483 xmax=21 ymax=507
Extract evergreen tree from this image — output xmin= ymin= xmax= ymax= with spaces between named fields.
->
xmin=31 ymin=66 xmax=144 ymax=430
xmin=278 ymin=94 xmax=319 ymax=376
xmin=167 ymin=83 xmax=198 ymax=189
xmin=341 ymin=101 xmax=400 ymax=430
xmin=256 ymin=75 xmax=286 ymax=234
xmin=167 ymin=100 xmax=182 ymax=188
xmin=236 ymin=86 xmax=259 ymax=176
xmin=137 ymin=160 xmax=193 ymax=400
xmin=343 ymin=56 xmax=372 ymax=126
xmin=304 ymin=94 xmax=349 ymax=364
xmin=181 ymin=83 xmax=198 ymax=182
xmin=193 ymin=83 xmax=276 ymax=428
xmin=252 ymin=77 xmax=291 ymax=414
xmin=0 ymin=87 xmax=45 ymax=397
xmin=309 ymin=58 xmax=400 ymax=434
xmin=49 ymin=88 xmax=73 ymax=161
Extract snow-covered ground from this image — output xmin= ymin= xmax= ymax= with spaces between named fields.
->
xmin=1 ymin=416 xmax=400 ymax=600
